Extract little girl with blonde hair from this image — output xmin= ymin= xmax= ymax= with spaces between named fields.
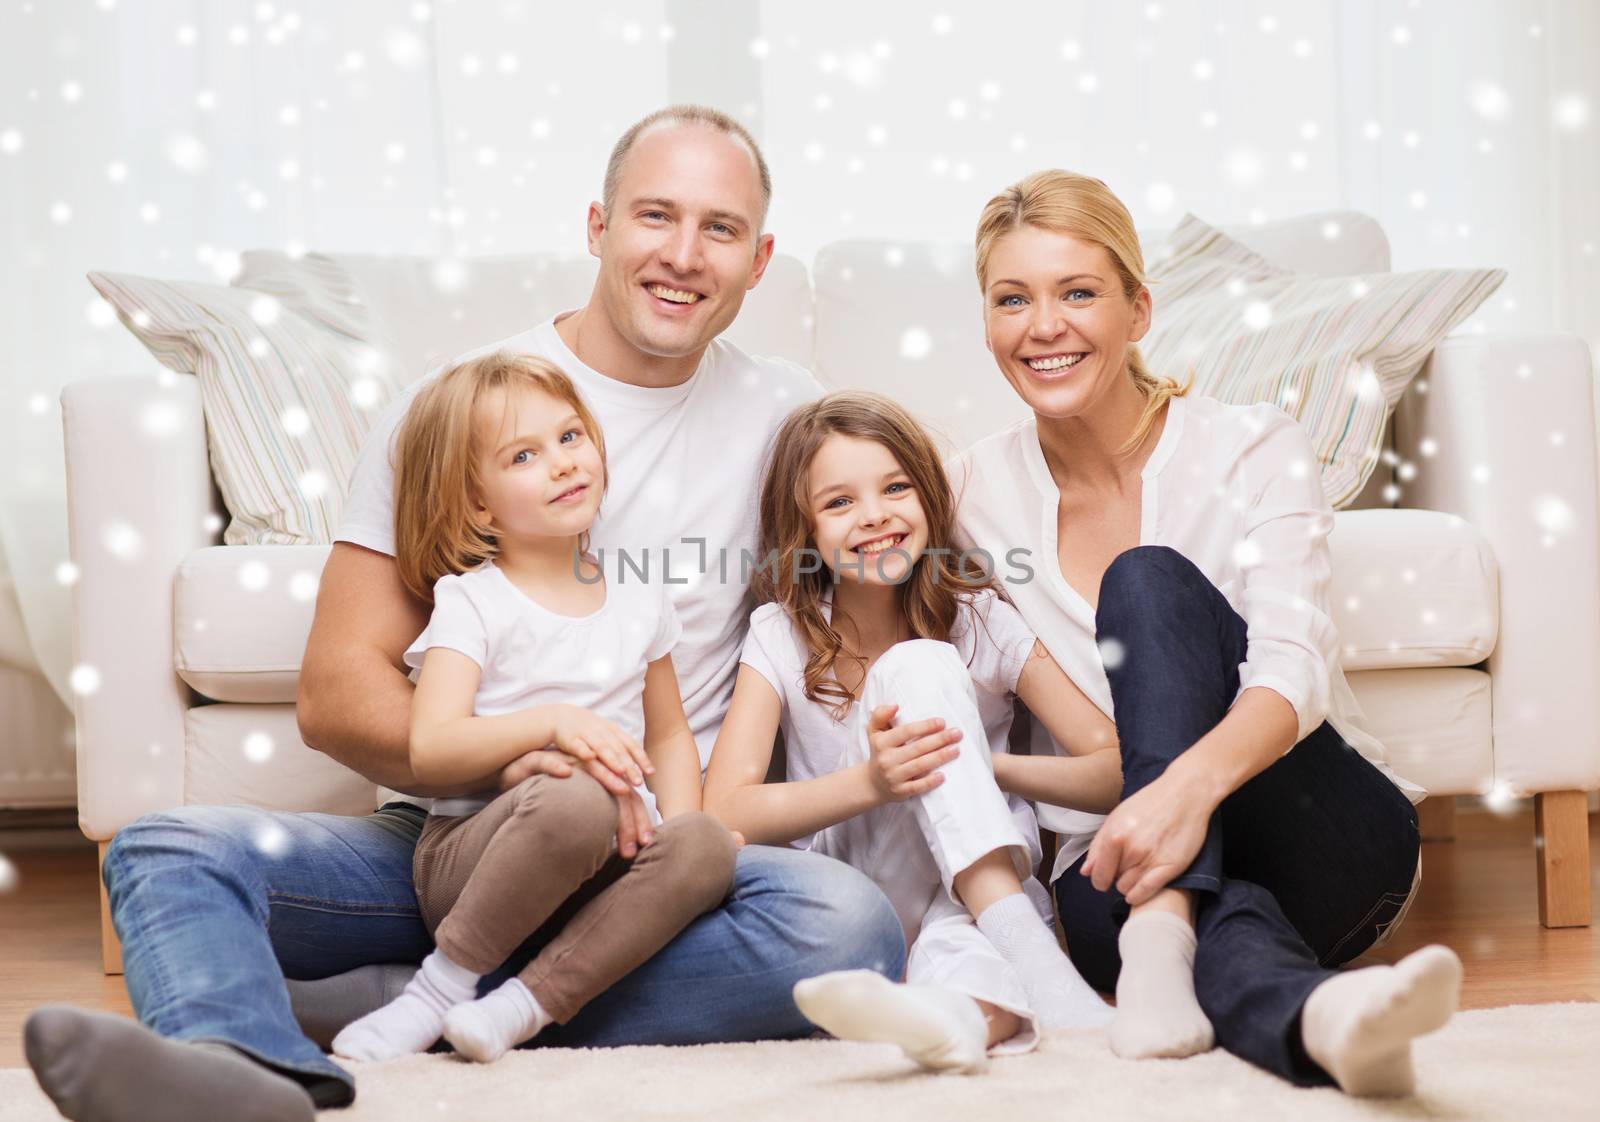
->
xmin=704 ymin=390 xmax=1122 ymax=1072
xmin=333 ymin=352 xmax=736 ymax=1064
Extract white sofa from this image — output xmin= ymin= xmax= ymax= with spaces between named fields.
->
xmin=64 ymin=212 xmax=1598 ymax=973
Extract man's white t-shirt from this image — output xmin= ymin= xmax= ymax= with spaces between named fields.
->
xmin=738 ymin=587 xmax=1040 ymax=853
xmin=405 ymin=561 xmax=680 ymax=820
xmin=336 ymin=315 xmax=825 ymax=766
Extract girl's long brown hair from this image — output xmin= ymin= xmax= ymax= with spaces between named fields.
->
xmin=755 ymin=391 xmax=996 ymax=718
xmin=392 ymin=351 xmax=608 ymax=603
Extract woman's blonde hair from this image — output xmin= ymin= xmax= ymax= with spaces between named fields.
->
xmin=392 ymin=352 xmax=608 ymax=603
xmin=975 ymin=169 xmax=1186 ymax=453
xmin=755 ymin=391 xmax=997 ymax=719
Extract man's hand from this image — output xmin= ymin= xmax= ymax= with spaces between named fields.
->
xmin=495 ymin=748 xmax=575 ymax=790
xmin=864 ymin=703 xmax=962 ymax=803
xmin=1081 ymin=772 xmax=1212 ymax=907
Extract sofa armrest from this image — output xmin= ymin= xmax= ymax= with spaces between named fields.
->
xmin=1394 ymin=333 xmax=1600 ymax=794
xmin=63 ymin=374 xmax=218 ymax=838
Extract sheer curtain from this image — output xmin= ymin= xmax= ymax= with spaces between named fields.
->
xmin=2 ymin=0 xmax=1595 ymax=703
xmin=0 ymin=0 xmax=669 ymax=701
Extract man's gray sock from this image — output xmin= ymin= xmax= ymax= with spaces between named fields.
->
xmin=286 ymin=962 xmax=419 ymax=1049
xmin=24 ymin=1005 xmax=314 ymax=1122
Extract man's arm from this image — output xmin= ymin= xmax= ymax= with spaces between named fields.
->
xmin=297 ymin=542 xmax=464 ymax=794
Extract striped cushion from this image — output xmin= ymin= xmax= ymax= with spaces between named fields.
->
xmin=1142 ymin=215 xmax=1504 ymax=507
xmin=88 ymin=255 xmax=400 ymax=544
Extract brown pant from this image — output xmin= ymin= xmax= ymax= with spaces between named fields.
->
xmin=412 ymin=771 xmax=737 ymax=1023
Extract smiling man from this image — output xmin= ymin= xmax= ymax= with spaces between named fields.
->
xmin=25 ymin=107 xmax=905 ymax=1122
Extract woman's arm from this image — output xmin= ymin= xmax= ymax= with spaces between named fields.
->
xmin=640 ymin=654 xmax=705 ymax=819
xmin=1082 ymin=410 xmax=1327 ymax=905
xmin=409 ymin=648 xmax=652 ymax=788
xmin=1082 ymin=687 xmax=1296 ymax=905
xmin=702 ymin=667 xmax=886 ymax=846
xmin=992 ymin=640 xmax=1123 ymax=813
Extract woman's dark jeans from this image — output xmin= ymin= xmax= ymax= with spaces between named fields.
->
xmin=1054 ymin=546 xmax=1420 ymax=1086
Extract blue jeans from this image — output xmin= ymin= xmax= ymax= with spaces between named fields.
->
xmin=1053 ymin=546 xmax=1420 ymax=1087
xmin=103 ymin=804 xmax=905 ymax=1107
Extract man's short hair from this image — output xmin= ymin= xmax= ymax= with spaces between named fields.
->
xmin=601 ymin=105 xmax=773 ymax=231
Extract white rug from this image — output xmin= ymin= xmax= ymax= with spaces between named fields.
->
xmin=4 ymin=1003 xmax=1597 ymax=1121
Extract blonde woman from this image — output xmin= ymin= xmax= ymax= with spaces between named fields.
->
xmin=332 ymin=352 xmax=736 ymax=1064
xmin=898 ymin=170 xmax=1460 ymax=1095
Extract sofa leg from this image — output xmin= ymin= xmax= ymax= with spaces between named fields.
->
xmin=1535 ymin=791 xmax=1592 ymax=929
xmin=98 ymin=841 xmax=124 ymax=975
xmin=1417 ymin=797 xmax=1456 ymax=841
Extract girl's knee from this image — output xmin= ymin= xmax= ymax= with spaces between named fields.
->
xmin=507 ymin=771 xmax=617 ymax=855
xmin=650 ymin=813 xmax=738 ymax=904
xmin=867 ymin=638 xmax=971 ymax=697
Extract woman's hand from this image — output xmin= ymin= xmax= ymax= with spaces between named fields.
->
xmin=608 ymin=783 xmax=654 ymax=858
xmin=547 ymin=704 xmax=654 ymax=788
xmin=864 ymin=703 xmax=962 ymax=803
xmin=1081 ymin=771 xmax=1213 ymax=907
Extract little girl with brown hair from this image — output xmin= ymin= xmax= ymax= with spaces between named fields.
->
xmin=332 ymin=352 xmax=736 ymax=1064
xmin=704 ymin=390 xmax=1121 ymax=1073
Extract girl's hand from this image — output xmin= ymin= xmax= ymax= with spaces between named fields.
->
xmin=548 ymin=705 xmax=654 ymax=788
xmin=1080 ymin=772 xmax=1212 ymax=907
xmin=864 ymin=703 xmax=962 ymax=803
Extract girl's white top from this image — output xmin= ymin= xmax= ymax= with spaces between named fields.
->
xmin=947 ymin=393 xmax=1425 ymax=882
xmin=739 ymin=588 xmax=1039 ymax=852
xmin=405 ymin=561 xmax=682 ymax=819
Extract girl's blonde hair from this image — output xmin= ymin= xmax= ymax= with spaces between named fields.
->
xmin=392 ymin=352 xmax=608 ymax=603
xmin=755 ymin=391 xmax=996 ymax=719
xmin=975 ymin=169 xmax=1187 ymax=453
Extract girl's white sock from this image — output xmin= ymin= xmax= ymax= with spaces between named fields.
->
xmin=442 ymin=978 xmax=552 ymax=1063
xmin=1110 ymin=910 xmax=1215 ymax=1059
xmin=331 ymin=950 xmax=479 ymax=1062
xmin=1300 ymin=945 xmax=1462 ymax=1097
xmin=793 ymin=970 xmax=990 ymax=1073
xmin=976 ymin=893 xmax=1113 ymax=1029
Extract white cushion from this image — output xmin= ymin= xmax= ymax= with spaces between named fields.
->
xmin=183 ymin=703 xmax=378 ymax=815
xmin=89 ymin=257 xmax=402 ymax=546
xmin=175 ymin=545 xmax=329 ymax=703
xmin=1329 ymin=509 xmax=1498 ymax=670
xmin=1141 ymin=215 xmax=1504 ymax=507
xmin=1347 ymin=668 xmax=1493 ymax=795
xmin=329 ymin=251 xmax=816 ymax=385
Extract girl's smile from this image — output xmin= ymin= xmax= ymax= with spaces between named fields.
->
xmin=806 ymin=434 xmax=928 ymax=585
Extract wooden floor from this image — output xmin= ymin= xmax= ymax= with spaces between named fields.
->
xmin=1 ymin=808 xmax=1596 ymax=1069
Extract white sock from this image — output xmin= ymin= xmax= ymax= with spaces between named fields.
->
xmin=793 ymin=970 xmax=989 ymax=1073
xmin=1110 ymin=910 xmax=1215 ymax=1059
xmin=1300 ymin=944 xmax=1462 ymax=1097
xmin=442 ymin=978 xmax=552 ymax=1064
xmin=331 ymin=950 xmax=479 ymax=1062
xmin=976 ymin=893 xmax=1113 ymax=1029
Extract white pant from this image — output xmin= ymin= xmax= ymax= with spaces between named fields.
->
xmin=810 ymin=639 xmax=1048 ymax=1049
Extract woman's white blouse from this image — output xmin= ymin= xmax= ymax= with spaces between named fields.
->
xmin=949 ymin=393 xmax=1424 ymax=881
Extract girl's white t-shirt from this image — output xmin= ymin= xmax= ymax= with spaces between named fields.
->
xmin=404 ymin=561 xmax=681 ymax=820
xmin=947 ymin=393 xmax=1425 ymax=882
xmin=337 ymin=315 xmax=824 ymax=767
xmin=738 ymin=588 xmax=1038 ymax=852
